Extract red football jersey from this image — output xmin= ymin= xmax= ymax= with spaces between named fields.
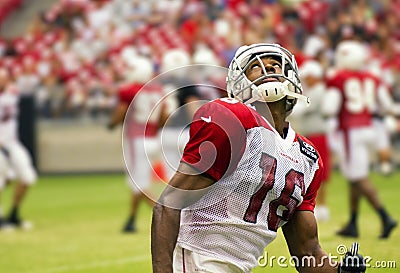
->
xmin=326 ymin=69 xmax=383 ymax=129
xmin=118 ymin=82 xmax=164 ymax=138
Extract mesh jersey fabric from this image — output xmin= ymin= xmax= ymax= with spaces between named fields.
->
xmin=178 ymin=98 xmax=322 ymax=271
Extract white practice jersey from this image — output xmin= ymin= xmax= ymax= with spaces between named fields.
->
xmin=289 ymin=82 xmax=327 ymax=136
xmin=0 ymin=87 xmax=19 ymax=145
xmin=179 ymin=98 xmax=323 ymax=271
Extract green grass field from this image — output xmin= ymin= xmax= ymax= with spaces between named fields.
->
xmin=0 ymin=171 xmax=399 ymax=273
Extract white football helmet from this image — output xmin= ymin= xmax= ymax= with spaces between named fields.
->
xmin=120 ymin=46 xmax=138 ymax=65
xmin=334 ymin=40 xmax=367 ymax=70
xmin=299 ymin=60 xmax=323 ymax=79
xmin=226 ymin=43 xmax=309 ymax=115
xmin=160 ymin=48 xmax=191 ymax=73
xmin=192 ymin=46 xmax=220 ymax=66
xmin=124 ymin=56 xmax=154 ymax=84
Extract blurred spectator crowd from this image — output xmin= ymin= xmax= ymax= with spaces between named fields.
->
xmin=0 ymin=0 xmax=400 ymax=120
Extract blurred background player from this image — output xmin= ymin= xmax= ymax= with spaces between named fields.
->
xmin=158 ymin=48 xmax=203 ymax=179
xmin=372 ymin=110 xmax=396 ymax=176
xmin=0 ymin=145 xmax=10 ymax=227
xmin=323 ymin=40 xmax=398 ymax=238
xmin=367 ymin=54 xmax=400 ymax=176
xmin=289 ymin=59 xmax=332 ymax=222
xmin=108 ymin=55 xmax=170 ymax=233
xmin=0 ymin=67 xmax=37 ymax=229
xmin=159 ymin=46 xmax=225 ymax=179
xmin=191 ymin=44 xmax=226 ymax=100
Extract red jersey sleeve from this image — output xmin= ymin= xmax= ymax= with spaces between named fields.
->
xmin=118 ymin=83 xmax=142 ymax=104
xmin=181 ymin=100 xmax=250 ymax=181
xmin=297 ymin=155 xmax=324 ymax=212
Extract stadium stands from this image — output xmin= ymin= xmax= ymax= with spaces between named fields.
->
xmin=0 ymin=0 xmax=398 ymax=120
xmin=1 ymin=0 xmax=400 ymax=172
xmin=0 ymin=0 xmax=22 ymax=27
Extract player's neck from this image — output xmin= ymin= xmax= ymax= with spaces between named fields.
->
xmin=253 ymin=101 xmax=287 ymax=137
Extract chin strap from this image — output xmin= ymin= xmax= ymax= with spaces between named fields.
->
xmin=285 ymin=89 xmax=310 ymax=105
xmin=246 ymin=80 xmax=310 ymax=105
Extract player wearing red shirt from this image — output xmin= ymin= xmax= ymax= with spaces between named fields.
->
xmin=323 ymin=40 xmax=397 ymax=239
xmin=289 ymin=60 xmax=332 ymax=222
xmin=152 ymin=43 xmax=365 ymax=273
xmin=108 ymin=56 xmax=169 ymax=233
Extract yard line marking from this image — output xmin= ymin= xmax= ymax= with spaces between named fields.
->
xmin=35 ymin=255 xmax=149 ymax=273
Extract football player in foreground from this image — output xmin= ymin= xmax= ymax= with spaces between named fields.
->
xmin=323 ymin=40 xmax=397 ymax=239
xmin=151 ymin=43 xmax=366 ymax=272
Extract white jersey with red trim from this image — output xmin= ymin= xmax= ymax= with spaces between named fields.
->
xmin=118 ymin=82 xmax=165 ymax=138
xmin=178 ymin=98 xmax=323 ymax=271
xmin=0 ymin=87 xmax=19 ymax=145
